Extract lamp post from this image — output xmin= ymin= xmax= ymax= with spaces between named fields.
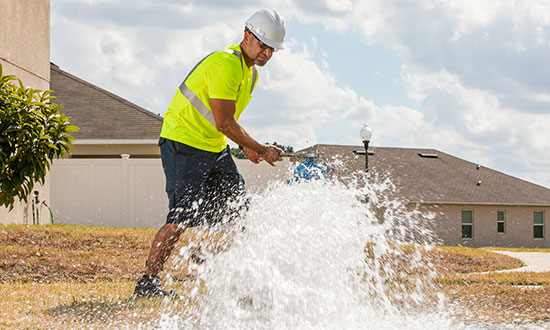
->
xmin=359 ymin=123 xmax=373 ymax=173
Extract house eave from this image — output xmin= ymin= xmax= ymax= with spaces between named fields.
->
xmin=74 ymin=139 xmax=158 ymax=145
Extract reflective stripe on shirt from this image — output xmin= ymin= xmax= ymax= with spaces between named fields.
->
xmin=177 ymin=48 xmax=258 ymax=128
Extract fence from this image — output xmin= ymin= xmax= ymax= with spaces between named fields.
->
xmin=50 ymin=157 xmax=292 ymax=228
xmin=50 ymin=157 xmax=167 ymax=228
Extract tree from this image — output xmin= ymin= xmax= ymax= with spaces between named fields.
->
xmin=230 ymin=142 xmax=294 ymax=160
xmin=269 ymin=142 xmax=293 ymax=154
xmin=230 ymin=147 xmax=246 ymax=159
xmin=0 ymin=64 xmax=78 ymax=210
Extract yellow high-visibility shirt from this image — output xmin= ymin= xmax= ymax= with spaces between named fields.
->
xmin=160 ymin=44 xmax=258 ymax=152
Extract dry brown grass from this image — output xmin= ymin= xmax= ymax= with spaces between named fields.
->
xmin=483 ymin=247 xmax=550 ymax=253
xmin=441 ymin=275 xmax=550 ymax=323
xmin=0 ymin=224 xmax=152 ymax=283
xmin=1 ymin=224 xmax=549 ymax=329
xmin=427 ymin=247 xmax=550 ymax=324
xmin=0 ymin=224 xmax=215 ymax=329
xmin=428 ymin=246 xmax=525 ymax=273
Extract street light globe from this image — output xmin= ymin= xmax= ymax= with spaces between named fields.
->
xmin=360 ymin=123 xmax=372 ymax=142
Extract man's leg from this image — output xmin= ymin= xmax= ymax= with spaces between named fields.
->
xmin=144 ymin=223 xmax=187 ymax=276
xmin=135 ymin=139 xmax=213 ymax=298
xmin=206 ymin=147 xmax=248 ymax=226
xmin=134 ymin=223 xmax=187 ymax=298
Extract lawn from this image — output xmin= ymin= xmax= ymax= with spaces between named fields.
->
xmin=0 ymin=224 xmax=549 ymax=329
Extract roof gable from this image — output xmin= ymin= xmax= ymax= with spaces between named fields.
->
xmin=301 ymin=144 xmax=550 ymax=206
xmin=49 ymin=63 xmax=163 ymax=140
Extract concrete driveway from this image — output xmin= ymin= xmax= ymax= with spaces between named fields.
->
xmin=492 ymin=251 xmax=550 ymax=272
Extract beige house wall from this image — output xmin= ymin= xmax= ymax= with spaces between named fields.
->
xmin=70 ymin=142 xmax=161 ymax=158
xmin=0 ymin=0 xmax=50 ymax=90
xmin=0 ymin=0 xmax=51 ymax=224
xmin=421 ymin=204 xmax=550 ymax=248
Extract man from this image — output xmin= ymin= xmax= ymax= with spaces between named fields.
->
xmin=134 ymin=9 xmax=286 ymax=297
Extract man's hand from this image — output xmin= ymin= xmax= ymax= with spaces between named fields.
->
xmin=261 ymin=145 xmax=282 ymax=166
xmin=210 ymin=99 xmax=282 ymax=166
xmin=243 ymin=147 xmax=262 ymax=164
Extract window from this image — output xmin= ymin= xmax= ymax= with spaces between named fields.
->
xmin=497 ymin=210 xmax=505 ymax=233
xmin=534 ymin=211 xmax=544 ymax=239
xmin=462 ymin=210 xmax=473 ymax=239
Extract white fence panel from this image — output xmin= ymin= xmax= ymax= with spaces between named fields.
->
xmin=50 ymin=157 xmax=293 ymax=228
xmin=51 ymin=158 xmax=167 ymax=228
xmin=127 ymin=160 xmax=168 ymax=228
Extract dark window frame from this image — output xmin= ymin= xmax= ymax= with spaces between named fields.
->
xmin=461 ymin=210 xmax=473 ymax=239
xmin=534 ymin=211 xmax=544 ymax=239
xmin=497 ymin=210 xmax=505 ymax=233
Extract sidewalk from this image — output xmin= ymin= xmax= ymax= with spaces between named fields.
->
xmin=491 ymin=251 xmax=550 ymax=272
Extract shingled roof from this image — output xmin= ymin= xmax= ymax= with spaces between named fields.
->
xmin=301 ymin=144 xmax=550 ymax=206
xmin=50 ymin=63 xmax=163 ymax=140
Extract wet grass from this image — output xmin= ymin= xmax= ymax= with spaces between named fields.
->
xmin=0 ymin=224 xmax=549 ymax=328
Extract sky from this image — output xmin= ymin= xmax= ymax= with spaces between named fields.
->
xmin=50 ymin=0 xmax=550 ymax=188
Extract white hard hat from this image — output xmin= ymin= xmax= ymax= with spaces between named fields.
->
xmin=245 ymin=9 xmax=285 ymax=50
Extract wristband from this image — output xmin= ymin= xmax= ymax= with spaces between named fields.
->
xmin=260 ymin=145 xmax=267 ymax=157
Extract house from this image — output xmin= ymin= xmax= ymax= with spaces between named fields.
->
xmin=50 ymin=63 xmax=164 ymax=158
xmin=299 ymin=144 xmax=550 ymax=248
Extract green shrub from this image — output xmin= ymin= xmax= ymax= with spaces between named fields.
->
xmin=0 ymin=64 xmax=78 ymax=209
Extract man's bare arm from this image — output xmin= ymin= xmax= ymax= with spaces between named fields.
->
xmin=211 ymin=98 xmax=281 ymax=165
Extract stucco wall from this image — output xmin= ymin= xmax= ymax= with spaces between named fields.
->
xmin=422 ymin=204 xmax=550 ymax=248
xmin=0 ymin=0 xmax=51 ymax=224
xmin=0 ymin=0 xmax=50 ymax=90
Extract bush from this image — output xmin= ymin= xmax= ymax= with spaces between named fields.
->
xmin=0 ymin=64 xmax=78 ymax=209
xmin=230 ymin=142 xmax=294 ymax=160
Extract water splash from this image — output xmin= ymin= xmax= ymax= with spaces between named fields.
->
xmin=143 ymin=172 xmax=445 ymax=329
xmin=133 ymin=171 xmax=545 ymax=330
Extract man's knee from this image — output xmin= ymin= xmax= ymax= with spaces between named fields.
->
xmin=158 ymin=223 xmax=186 ymax=242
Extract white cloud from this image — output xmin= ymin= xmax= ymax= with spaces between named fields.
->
xmin=403 ymin=69 xmax=503 ymax=135
xmin=261 ymin=47 xmax=358 ymax=122
xmin=50 ymin=0 xmax=550 ymax=187
xmin=402 ymin=68 xmax=550 ymax=187
xmin=325 ymin=0 xmax=353 ymax=13
xmin=528 ymin=92 xmax=550 ymax=103
xmin=290 ymin=0 xmax=550 ymax=110
xmin=244 ymin=122 xmax=319 ymax=151
xmin=51 ymin=1 xmax=249 ymax=114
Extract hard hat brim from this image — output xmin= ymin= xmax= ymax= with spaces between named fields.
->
xmin=256 ymin=34 xmax=284 ymax=50
xmin=246 ymin=22 xmax=284 ymax=50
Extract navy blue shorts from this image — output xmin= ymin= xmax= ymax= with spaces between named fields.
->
xmin=159 ymin=137 xmax=247 ymax=227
